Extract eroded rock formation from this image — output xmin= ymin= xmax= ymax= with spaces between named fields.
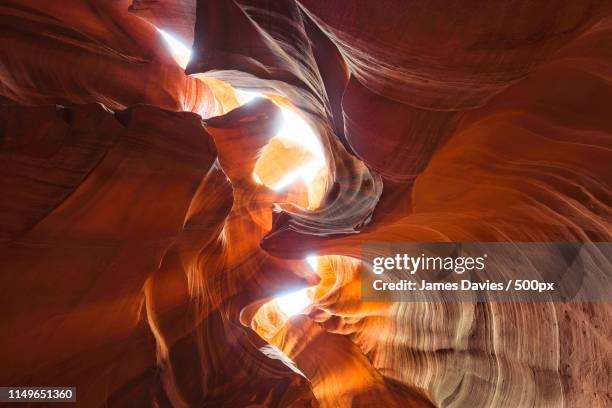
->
xmin=1 ymin=1 xmax=611 ymax=407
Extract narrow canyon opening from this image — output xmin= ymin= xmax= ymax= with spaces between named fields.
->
xmin=3 ymin=2 xmax=610 ymax=406
xmin=160 ymin=27 xmax=324 ymax=335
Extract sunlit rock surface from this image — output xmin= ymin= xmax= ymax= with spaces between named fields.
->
xmin=1 ymin=1 xmax=611 ymax=407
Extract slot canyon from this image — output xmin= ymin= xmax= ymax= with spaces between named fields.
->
xmin=0 ymin=1 xmax=611 ymax=407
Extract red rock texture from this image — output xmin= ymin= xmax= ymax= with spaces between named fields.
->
xmin=1 ymin=0 xmax=611 ymax=407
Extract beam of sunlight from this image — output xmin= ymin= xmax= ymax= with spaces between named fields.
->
xmin=154 ymin=39 xmax=323 ymax=328
xmin=306 ymin=255 xmax=318 ymax=271
xmin=235 ymin=90 xmax=326 ymax=192
xmin=157 ymin=29 xmax=191 ymax=68
xmin=155 ymin=34 xmax=326 ymax=195
xmin=272 ymin=168 xmax=304 ymax=191
xmin=235 ymin=90 xmax=265 ymax=105
xmin=275 ymin=288 xmax=312 ymax=317
xmin=276 ymin=108 xmax=325 ymax=166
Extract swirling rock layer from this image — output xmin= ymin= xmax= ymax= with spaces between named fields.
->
xmin=1 ymin=1 xmax=611 ymax=407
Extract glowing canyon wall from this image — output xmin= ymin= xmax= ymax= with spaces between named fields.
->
xmin=0 ymin=1 xmax=611 ymax=407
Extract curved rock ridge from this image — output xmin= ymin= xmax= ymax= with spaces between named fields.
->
xmin=256 ymin=12 xmax=612 ymax=408
xmin=185 ymin=0 xmax=385 ymax=244
xmin=0 ymin=0 xmax=214 ymax=115
xmin=0 ymin=100 xmax=320 ymax=406
xmin=0 ymin=1 xmax=611 ymax=407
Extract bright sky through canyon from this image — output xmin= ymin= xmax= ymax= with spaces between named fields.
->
xmin=157 ymin=29 xmax=191 ymax=68
xmin=158 ymin=29 xmax=326 ymax=192
xmin=275 ymin=288 xmax=312 ymax=317
xmin=235 ymin=91 xmax=326 ymax=191
xmin=159 ymin=29 xmax=318 ymax=317
xmin=4 ymin=3 xmax=611 ymax=406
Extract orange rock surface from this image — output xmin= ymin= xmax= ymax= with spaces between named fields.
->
xmin=0 ymin=1 xmax=610 ymax=407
